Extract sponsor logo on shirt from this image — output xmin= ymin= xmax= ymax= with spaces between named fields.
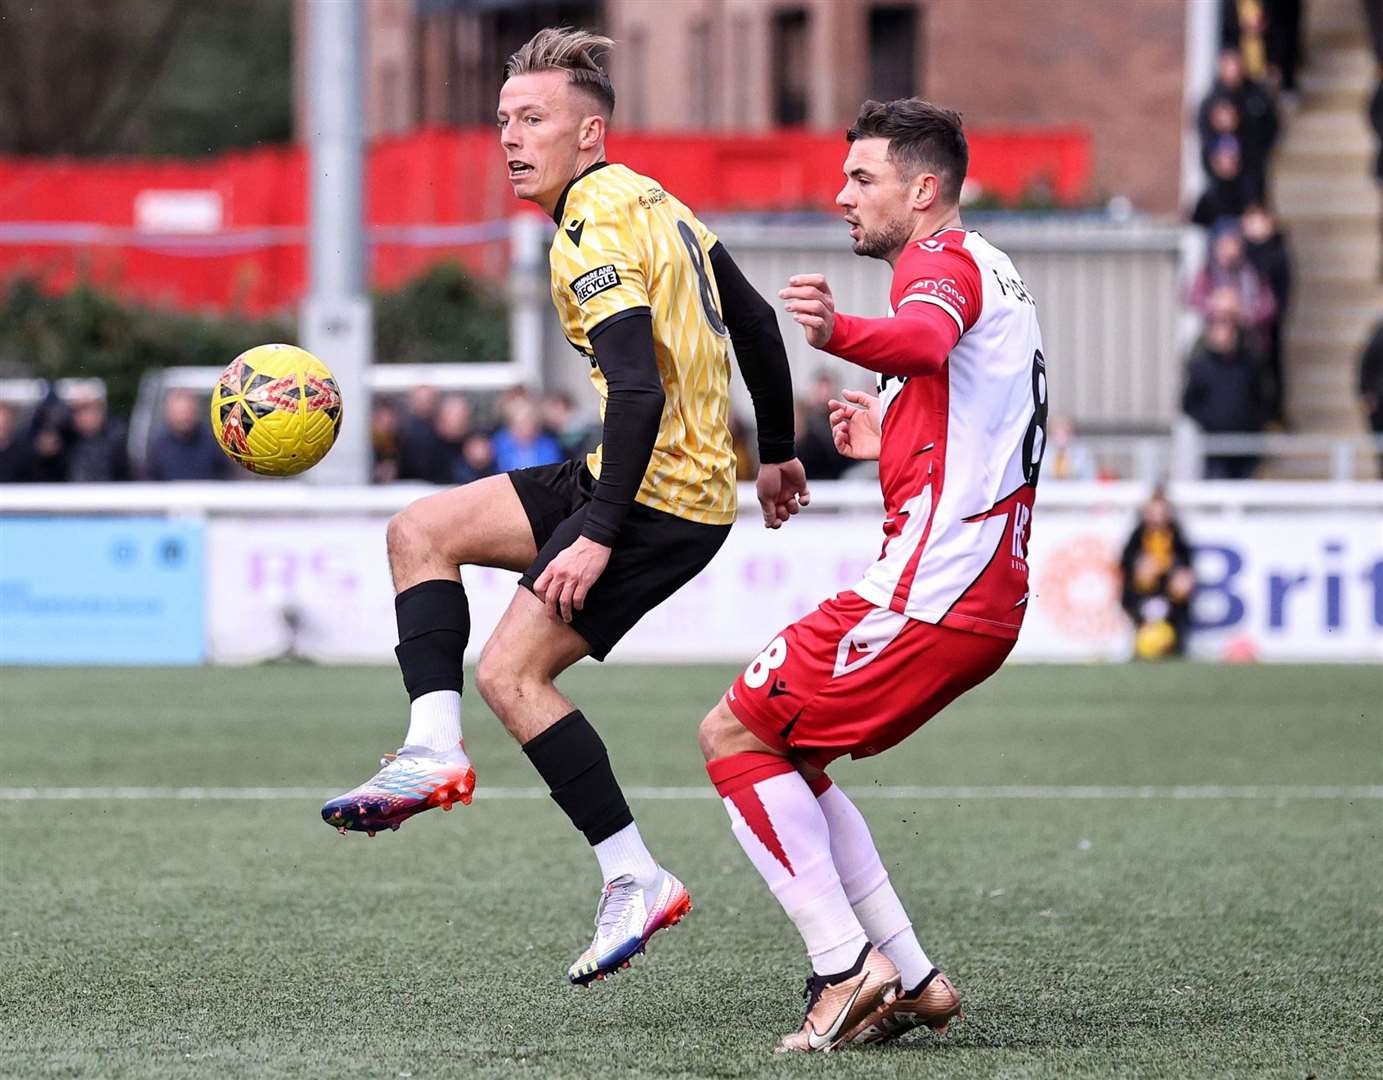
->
xmin=571 ymin=264 xmax=621 ymax=305
xmin=908 ymin=277 xmax=967 ymax=309
xmin=638 ymin=187 xmax=668 ymax=208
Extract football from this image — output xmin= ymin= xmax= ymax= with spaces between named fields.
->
xmin=210 ymin=343 xmax=343 ymax=476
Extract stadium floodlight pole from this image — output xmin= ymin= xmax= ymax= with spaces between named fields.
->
xmin=300 ymin=0 xmax=371 ymax=486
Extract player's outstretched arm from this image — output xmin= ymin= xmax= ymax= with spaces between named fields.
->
xmin=709 ymin=242 xmax=810 ymax=529
xmin=533 ymin=313 xmax=664 ymax=623
xmin=781 ymin=268 xmax=968 ymax=379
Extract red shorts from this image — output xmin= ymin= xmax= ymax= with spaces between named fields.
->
xmin=725 ymin=591 xmax=1014 ymax=768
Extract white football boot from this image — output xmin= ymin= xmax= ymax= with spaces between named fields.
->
xmin=321 ymin=743 xmax=475 ymax=836
xmin=567 ymin=868 xmax=692 ymax=985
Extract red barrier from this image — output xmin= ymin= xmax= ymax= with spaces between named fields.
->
xmin=0 ymin=127 xmax=1089 ymax=314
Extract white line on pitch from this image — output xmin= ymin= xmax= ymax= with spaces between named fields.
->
xmin=0 ymin=785 xmax=1379 ymax=802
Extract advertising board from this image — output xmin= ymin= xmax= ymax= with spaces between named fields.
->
xmin=204 ymin=509 xmax=1382 ymax=665
xmin=0 ymin=516 xmax=206 ymax=664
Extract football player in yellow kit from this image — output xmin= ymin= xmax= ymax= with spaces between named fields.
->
xmin=322 ymin=26 xmax=809 ymax=986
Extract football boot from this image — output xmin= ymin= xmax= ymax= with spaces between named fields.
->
xmin=568 ymin=868 xmax=691 ymax=985
xmin=845 ymin=967 xmax=963 ymax=1045
xmin=321 ymin=743 xmax=474 ymax=836
xmin=775 ymin=945 xmax=899 ymax=1053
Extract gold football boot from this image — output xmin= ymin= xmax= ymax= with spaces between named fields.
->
xmin=775 ymin=945 xmax=900 ymax=1053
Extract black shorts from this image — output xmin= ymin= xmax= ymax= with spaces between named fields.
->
xmin=509 ymin=459 xmax=731 ymax=660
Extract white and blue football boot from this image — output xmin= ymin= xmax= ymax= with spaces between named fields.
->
xmin=321 ymin=743 xmax=475 ymax=836
xmin=567 ymin=868 xmax=692 ymax=985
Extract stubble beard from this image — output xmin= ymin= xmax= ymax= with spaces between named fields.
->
xmin=852 ymin=214 xmax=912 ymax=262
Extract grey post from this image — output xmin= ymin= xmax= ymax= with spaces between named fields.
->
xmin=300 ymin=0 xmax=372 ymax=485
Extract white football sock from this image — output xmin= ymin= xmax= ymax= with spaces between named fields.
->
xmin=716 ymin=763 xmax=869 ymax=976
xmin=853 ymin=882 xmax=932 ymax=990
xmin=404 ymin=690 xmax=462 ymax=755
xmin=592 ymin=822 xmax=659 ymax=886
xmin=817 ymin=781 xmax=933 ymax=988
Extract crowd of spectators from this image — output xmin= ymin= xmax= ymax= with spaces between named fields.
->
xmin=1183 ymin=36 xmax=1298 ymax=479
xmin=0 ymin=387 xmax=132 ymax=483
xmin=371 ymin=385 xmax=596 ymax=486
xmin=0 ymin=381 xmax=603 ymax=485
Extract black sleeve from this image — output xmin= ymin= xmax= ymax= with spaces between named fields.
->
xmin=583 ymin=309 xmax=665 ymax=546
xmin=708 ymin=242 xmax=797 ymax=465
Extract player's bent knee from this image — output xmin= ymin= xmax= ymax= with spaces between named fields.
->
xmin=385 ymin=507 xmax=421 ymax=559
xmin=473 ymin=647 xmax=513 ymax=717
xmin=698 ymin=698 xmax=742 ymax=761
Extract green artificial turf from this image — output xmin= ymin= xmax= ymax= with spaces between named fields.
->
xmin=1 ymin=663 xmax=1380 ymax=1079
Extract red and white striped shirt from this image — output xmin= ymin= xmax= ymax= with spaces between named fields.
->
xmin=825 ymin=228 xmax=1047 ymax=640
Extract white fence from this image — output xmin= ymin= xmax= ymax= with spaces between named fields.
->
xmin=2 ymin=481 xmax=1379 ymax=665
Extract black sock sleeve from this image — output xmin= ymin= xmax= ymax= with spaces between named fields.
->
xmin=522 ymin=710 xmax=634 ymax=846
xmin=393 ymin=579 xmax=470 ymax=700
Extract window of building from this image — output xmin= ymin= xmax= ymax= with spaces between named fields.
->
xmin=690 ymin=18 xmax=717 ymax=129
xmin=868 ymin=4 xmax=921 ymax=101
xmin=445 ymin=0 xmax=597 ymax=123
xmin=626 ymin=24 xmax=647 ymax=128
xmin=771 ymin=9 xmax=810 ymax=127
xmin=731 ymin=13 xmax=751 ymax=128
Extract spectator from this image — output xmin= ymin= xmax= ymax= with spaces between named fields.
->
xmin=1241 ymin=203 xmax=1293 ymax=423
xmin=1372 ymin=77 xmax=1383 ymax=185
xmin=370 ymin=400 xmax=401 ymax=484
xmin=1119 ymin=487 xmax=1196 ymax=659
xmin=1222 ymin=3 xmax=1270 ymax=81
xmin=0 ymin=401 xmax=34 ymax=482
xmin=65 ymin=390 xmax=129 ymax=482
xmin=1187 ymin=221 xmax=1277 ymax=347
xmin=27 ymin=386 xmax=70 ymax=482
xmin=457 ymin=432 xmax=497 ymax=485
xmin=1359 ymin=318 xmax=1383 ymax=469
xmin=540 ymin=390 xmax=594 ymax=460
xmin=728 ymin=413 xmax=756 ymax=481
xmin=1045 ymin=415 xmax=1098 ymax=481
xmin=1199 ymin=95 xmax=1242 ymax=178
xmin=1266 ymin=0 xmax=1303 ymax=97
xmin=1201 ymin=45 xmax=1278 ymax=194
xmin=794 ymin=371 xmax=848 ymax=480
xmin=432 ymin=393 xmax=479 ymax=484
xmin=1182 ymin=314 xmax=1266 ymax=479
xmin=146 ymin=389 xmax=228 ymax=481
xmin=793 ymin=399 xmax=841 ymax=481
xmin=1368 ymin=1 xmax=1383 ymax=186
xmin=1192 ymin=137 xmax=1256 ymax=227
xmin=397 ymin=385 xmax=442 ymax=481
xmin=491 ymin=395 xmax=562 ymax=472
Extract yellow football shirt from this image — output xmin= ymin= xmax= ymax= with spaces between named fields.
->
xmin=547 ymin=162 xmax=737 ymax=526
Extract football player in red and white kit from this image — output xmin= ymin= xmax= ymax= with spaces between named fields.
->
xmin=698 ymin=99 xmax=1047 ymax=1052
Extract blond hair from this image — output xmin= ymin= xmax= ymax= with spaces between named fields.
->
xmin=505 ymin=27 xmax=615 ymax=117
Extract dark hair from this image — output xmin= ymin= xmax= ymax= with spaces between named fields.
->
xmin=506 ymin=27 xmax=616 ymax=118
xmin=846 ymin=98 xmax=968 ymax=204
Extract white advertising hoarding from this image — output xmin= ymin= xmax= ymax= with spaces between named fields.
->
xmin=206 ymin=507 xmax=1382 ymax=665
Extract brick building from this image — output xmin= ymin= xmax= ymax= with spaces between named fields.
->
xmin=340 ymin=0 xmax=1186 ymax=213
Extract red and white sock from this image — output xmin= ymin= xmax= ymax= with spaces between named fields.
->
xmin=708 ymin=753 xmax=868 ymax=976
xmin=812 ymin=775 xmax=933 ymax=990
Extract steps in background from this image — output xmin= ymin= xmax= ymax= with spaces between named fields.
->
xmin=1266 ymin=0 xmax=1382 ymax=478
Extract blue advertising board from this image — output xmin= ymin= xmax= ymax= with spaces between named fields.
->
xmin=0 ymin=517 xmax=206 ymax=664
